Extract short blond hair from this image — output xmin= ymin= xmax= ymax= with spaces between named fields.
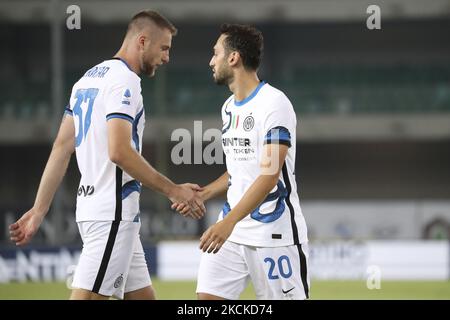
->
xmin=127 ymin=10 xmax=177 ymax=36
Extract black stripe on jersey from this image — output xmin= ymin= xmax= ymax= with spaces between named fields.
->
xmin=297 ymin=243 xmax=309 ymax=299
xmin=106 ymin=112 xmax=134 ymax=123
xmin=264 ymin=139 xmax=291 ymax=147
xmin=64 ymin=106 xmax=73 ymax=115
xmin=92 ymin=220 xmax=120 ymax=294
xmin=282 ymin=163 xmax=300 ymax=245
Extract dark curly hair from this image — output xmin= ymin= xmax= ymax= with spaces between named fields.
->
xmin=220 ymin=23 xmax=263 ymax=71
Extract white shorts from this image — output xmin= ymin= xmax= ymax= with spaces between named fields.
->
xmin=196 ymin=240 xmax=310 ymax=300
xmin=72 ymin=220 xmax=152 ymax=299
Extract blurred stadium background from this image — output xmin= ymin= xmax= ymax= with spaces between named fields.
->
xmin=1 ymin=0 xmax=450 ymax=299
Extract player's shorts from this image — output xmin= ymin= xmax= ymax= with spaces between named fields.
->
xmin=196 ymin=240 xmax=310 ymax=300
xmin=72 ymin=220 xmax=152 ymax=299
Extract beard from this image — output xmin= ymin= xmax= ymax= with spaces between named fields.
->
xmin=140 ymin=52 xmax=156 ymax=77
xmin=213 ymin=65 xmax=233 ymax=85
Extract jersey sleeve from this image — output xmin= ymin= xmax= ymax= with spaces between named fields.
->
xmin=105 ymin=75 xmax=141 ymax=124
xmin=64 ymin=104 xmax=73 ymax=116
xmin=64 ymin=86 xmax=77 ymax=116
xmin=262 ymin=94 xmax=296 ymax=148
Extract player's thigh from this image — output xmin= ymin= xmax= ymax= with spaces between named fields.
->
xmin=72 ymin=220 xmax=140 ymax=299
xmin=250 ymin=243 xmax=310 ymax=300
xmin=196 ymin=241 xmax=250 ymax=300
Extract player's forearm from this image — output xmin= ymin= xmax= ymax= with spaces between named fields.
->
xmin=223 ymin=174 xmax=279 ymax=225
xmin=33 ymin=144 xmax=73 ymax=216
xmin=200 ymin=172 xmax=229 ymax=201
xmin=112 ymin=147 xmax=177 ymax=198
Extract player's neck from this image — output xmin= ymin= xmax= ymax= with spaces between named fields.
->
xmin=113 ymin=48 xmax=141 ymax=75
xmin=230 ymin=72 xmax=260 ymax=102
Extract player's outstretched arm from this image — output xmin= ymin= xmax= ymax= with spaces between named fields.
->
xmin=199 ymin=171 xmax=229 ymax=201
xmin=9 ymin=115 xmax=75 ymax=246
xmin=107 ymin=118 xmax=205 ymax=219
xmin=171 ymin=171 xmax=229 ymax=215
xmin=199 ymin=144 xmax=289 ymax=253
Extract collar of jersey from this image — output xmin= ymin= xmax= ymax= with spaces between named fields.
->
xmin=234 ymin=81 xmax=266 ymax=107
xmin=111 ymin=57 xmax=134 ymax=73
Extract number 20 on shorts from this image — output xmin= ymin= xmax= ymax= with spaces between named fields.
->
xmin=264 ymin=255 xmax=293 ymax=280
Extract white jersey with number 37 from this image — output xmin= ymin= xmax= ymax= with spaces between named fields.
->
xmin=220 ymin=82 xmax=308 ymax=247
xmin=66 ymin=58 xmax=145 ymax=222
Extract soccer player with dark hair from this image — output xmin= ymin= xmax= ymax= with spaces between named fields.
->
xmin=174 ymin=23 xmax=310 ymax=300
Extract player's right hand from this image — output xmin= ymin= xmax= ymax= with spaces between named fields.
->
xmin=170 ymin=184 xmax=205 ymax=219
xmin=9 ymin=208 xmax=45 ymax=246
xmin=171 ymin=202 xmax=194 ymax=217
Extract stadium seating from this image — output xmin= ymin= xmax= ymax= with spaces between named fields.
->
xmin=1 ymin=65 xmax=449 ymax=118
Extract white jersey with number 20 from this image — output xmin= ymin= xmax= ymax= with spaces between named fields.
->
xmin=220 ymin=81 xmax=308 ymax=247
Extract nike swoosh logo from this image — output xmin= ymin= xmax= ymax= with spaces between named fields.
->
xmin=282 ymin=287 xmax=295 ymax=294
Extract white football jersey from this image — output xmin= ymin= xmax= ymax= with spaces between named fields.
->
xmin=220 ymin=82 xmax=308 ymax=247
xmin=65 ymin=58 xmax=145 ymax=222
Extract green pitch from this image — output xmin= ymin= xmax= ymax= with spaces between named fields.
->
xmin=0 ymin=280 xmax=449 ymax=300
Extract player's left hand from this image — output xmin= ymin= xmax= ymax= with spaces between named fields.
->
xmin=199 ymin=219 xmax=235 ymax=254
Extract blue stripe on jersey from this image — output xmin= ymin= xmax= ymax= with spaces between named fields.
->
xmin=234 ymin=81 xmax=266 ymax=106
xmin=222 ymin=201 xmax=231 ymax=216
xmin=122 ymin=180 xmax=141 ymax=200
xmin=264 ymin=126 xmax=292 ymax=147
xmin=222 ymin=180 xmax=287 ymax=223
xmin=112 ymin=57 xmax=133 ymax=72
xmin=250 ymin=180 xmax=287 ymax=223
xmin=132 ymin=108 xmax=144 ymax=152
xmin=106 ymin=112 xmax=134 ymax=123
